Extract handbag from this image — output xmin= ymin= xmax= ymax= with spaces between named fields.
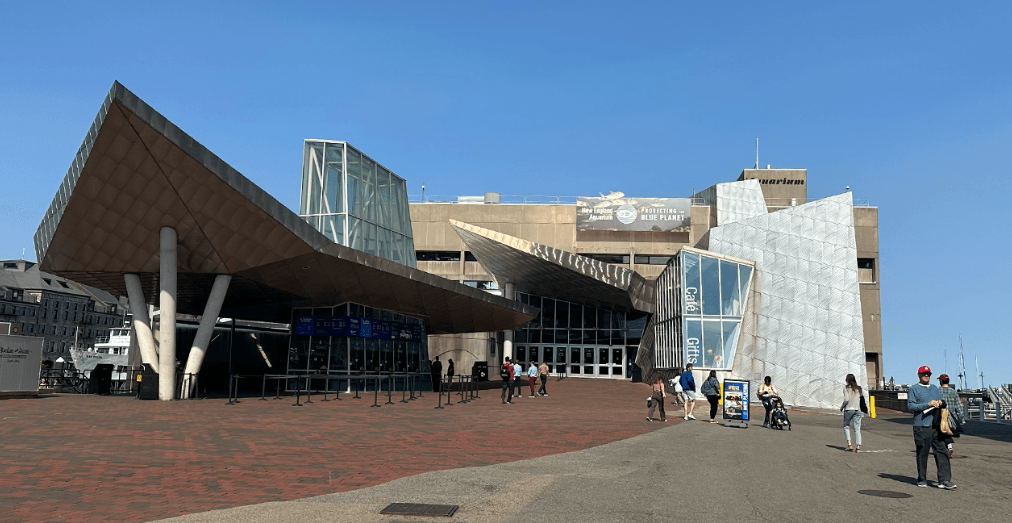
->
xmin=646 ymin=397 xmax=653 ymax=408
xmin=940 ymin=408 xmax=953 ymax=436
xmin=674 ymin=381 xmax=683 ymax=393
xmin=859 ymin=395 xmax=868 ymax=414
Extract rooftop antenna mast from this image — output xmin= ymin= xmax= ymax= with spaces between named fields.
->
xmin=754 ymin=137 xmax=759 ymax=169
xmin=976 ymin=356 xmax=982 ymax=390
xmin=957 ymin=335 xmax=967 ymax=390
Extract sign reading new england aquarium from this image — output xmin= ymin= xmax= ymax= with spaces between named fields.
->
xmin=722 ymin=379 xmax=750 ymax=421
xmin=576 ymin=196 xmax=691 ymax=232
xmin=294 ymin=315 xmax=423 ymax=342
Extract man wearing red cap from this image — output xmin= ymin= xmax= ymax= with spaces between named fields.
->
xmin=908 ymin=365 xmax=955 ymax=489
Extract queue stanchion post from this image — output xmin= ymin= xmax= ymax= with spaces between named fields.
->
xmin=444 ymin=377 xmax=453 ymax=407
xmin=321 ymin=375 xmax=330 ymax=402
xmin=371 ymin=376 xmax=381 ymax=408
xmin=385 ymin=372 xmax=395 ymax=405
xmin=233 ymin=375 xmax=241 ymax=404
xmin=226 ymin=374 xmax=235 ymax=405
xmin=304 ymin=375 xmax=314 ymax=404
xmin=434 ymin=375 xmax=444 ymax=409
xmin=292 ymin=375 xmax=303 ymax=407
xmin=457 ymin=375 xmax=467 ymax=403
xmin=260 ymin=375 xmax=268 ymax=401
xmin=334 ymin=377 xmax=342 ymax=401
xmin=401 ymin=374 xmax=409 ymax=403
xmin=408 ymin=373 xmax=416 ymax=400
xmin=353 ymin=376 xmax=361 ymax=399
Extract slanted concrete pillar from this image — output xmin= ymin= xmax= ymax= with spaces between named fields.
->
xmin=502 ymin=282 xmax=515 ymax=363
xmin=124 ymin=274 xmax=159 ymax=371
xmin=159 ymin=227 xmax=177 ymax=401
xmin=181 ymin=274 xmax=231 ymax=399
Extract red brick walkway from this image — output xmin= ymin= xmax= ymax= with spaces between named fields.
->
xmin=0 ymin=378 xmax=677 ymax=522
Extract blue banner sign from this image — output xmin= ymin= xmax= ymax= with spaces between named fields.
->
xmin=295 ymin=316 xmax=315 ymax=336
xmin=294 ymin=315 xmax=422 ymax=342
xmin=723 ymin=379 xmax=750 ymax=421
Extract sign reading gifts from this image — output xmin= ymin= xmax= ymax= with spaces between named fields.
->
xmin=722 ymin=379 xmax=750 ymax=421
xmin=294 ymin=315 xmax=423 ymax=342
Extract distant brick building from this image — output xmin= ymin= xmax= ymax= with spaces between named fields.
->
xmin=0 ymin=259 xmax=126 ymax=361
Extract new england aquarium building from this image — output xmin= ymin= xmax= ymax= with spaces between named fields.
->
xmin=35 ymin=82 xmax=881 ymax=408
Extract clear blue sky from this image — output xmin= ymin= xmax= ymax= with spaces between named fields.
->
xmin=1 ymin=2 xmax=1008 ymax=386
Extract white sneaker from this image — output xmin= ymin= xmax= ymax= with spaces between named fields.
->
xmin=687 ymin=414 xmax=696 ymax=420
xmin=684 ymin=416 xmax=689 ymax=420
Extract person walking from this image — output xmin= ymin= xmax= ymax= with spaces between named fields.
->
xmin=679 ymin=363 xmax=698 ymax=420
xmin=840 ymin=373 xmax=865 ymax=452
xmin=446 ymin=358 xmax=455 ymax=383
xmin=500 ymin=357 xmax=514 ymax=404
xmin=646 ymin=375 xmax=667 ymax=422
xmin=537 ymin=361 xmax=549 ymax=396
xmin=757 ymin=376 xmax=777 ymax=428
xmin=909 ymin=365 xmax=955 ymax=489
xmin=513 ymin=360 xmax=524 ymax=400
xmin=701 ymin=370 xmax=721 ymax=423
xmin=938 ymin=373 xmax=966 ymax=458
xmin=528 ymin=360 xmax=538 ymax=398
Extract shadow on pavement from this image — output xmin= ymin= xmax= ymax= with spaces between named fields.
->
xmin=878 ymin=472 xmax=919 ymax=485
xmin=826 ymin=444 xmax=850 ymax=452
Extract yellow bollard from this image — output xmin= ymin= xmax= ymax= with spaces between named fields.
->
xmin=870 ymin=396 xmax=877 ymax=418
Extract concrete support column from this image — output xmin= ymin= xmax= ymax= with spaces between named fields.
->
xmin=502 ymin=282 xmax=514 ymax=363
xmin=181 ymin=274 xmax=231 ymax=399
xmin=158 ymin=227 xmax=177 ymax=401
xmin=124 ymin=274 xmax=159 ymax=372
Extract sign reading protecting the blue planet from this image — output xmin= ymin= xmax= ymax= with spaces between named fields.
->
xmin=576 ymin=196 xmax=691 ymax=232
xmin=722 ymin=379 xmax=750 ymax=421
xmin=294 ymin=315 xmax=423 ymax=342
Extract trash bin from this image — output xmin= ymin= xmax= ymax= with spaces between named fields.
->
xmin=91 ymin=364 xmax=114 ymax=395
xmin=139 ymin=363 xmax=159 ymax=400
xmin=472 ymin=361 xmax=489 ymax=382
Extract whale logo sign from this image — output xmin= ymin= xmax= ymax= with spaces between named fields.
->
xmin=616 ymin=204 xmax=638 ymax=225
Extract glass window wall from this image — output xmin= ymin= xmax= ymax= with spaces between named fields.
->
xmin=299 ymin=140 xmax=416 ymax=267
xmin=679 ymin=250 xmax=754 ymax=370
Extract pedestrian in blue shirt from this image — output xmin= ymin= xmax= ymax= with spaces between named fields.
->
xmin=679 ymin=363 xmax=698 ymax=420
xmin=908 ymin=365 xmax=955 ymax=489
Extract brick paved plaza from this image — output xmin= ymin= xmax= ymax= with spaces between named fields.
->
xmin=0 ymin=379 xmax=672 ymax=523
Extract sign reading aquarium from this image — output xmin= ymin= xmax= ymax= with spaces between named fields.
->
xmin=576 ymin=196 xmax=691 ymax=232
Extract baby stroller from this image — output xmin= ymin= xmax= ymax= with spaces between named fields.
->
xmin=769 ymin=396 xmax=791 ymax=430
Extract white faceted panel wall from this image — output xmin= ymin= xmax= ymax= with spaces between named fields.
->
xmin=716 ymin=179 xmax=767 ymax=226
xmin=708 ymin=192 xmax=867 ymax=409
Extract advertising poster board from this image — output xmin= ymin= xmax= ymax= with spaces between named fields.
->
xmin=722 ymin=379 xmax=750 ymax=421
xmin=0 ymin=334 xmax=44 ymax=393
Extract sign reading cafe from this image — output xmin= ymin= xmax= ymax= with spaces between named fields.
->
xmin=576 ymin=195 xmax=691 ymax=232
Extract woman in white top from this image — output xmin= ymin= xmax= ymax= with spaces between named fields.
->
xmin=840 ymin=373 xmax=865 ymax=453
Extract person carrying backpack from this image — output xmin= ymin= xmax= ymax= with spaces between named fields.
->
xmin=500 ymin=357 xmax=515 ymax=404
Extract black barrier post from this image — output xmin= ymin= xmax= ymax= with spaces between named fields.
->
xmin=473 ymin=373 xmax=480 ymax=400
xmin=408 ymin=374 xmax=416 ymax=400
xmin=321 ymin=375 xmax=331 ymax=402
xmin=434 ymin=376 xmax=444 ymax=409
xmin=457 ymin=375 xmax=467 ymax=403
xmin=401 ymin=375 xmax=409 ymax=403
xmin=444 ymin=377 xmax=453 ymax=407
xmin=226 ymin=374 xmax=236 ymax=405
xmin=371 ymin=376 xmax=381 ymax=408
xmin=353 ymin=377 xmax=361 ymax=399
xmin=293 ymin=376 xmax=303 ymax=407
xmin=304 ymin=375 xmax=314 ymax=404
xmin=385 ymin=372 xmax=395 ymax=405
xmin=334 ymin=377 xmax=342 ymax=401
xmin=417 ymin=373 xmax=424 ymax=399
xmin=274 ymin=377 xmax=282 ymax=399
xmin=260 ymin=375 xmax=268 ymax=401
xmin=232 ymin=375 xmax=241 ymax=404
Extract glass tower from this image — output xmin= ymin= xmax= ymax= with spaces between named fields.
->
xmin=299 ymin=140 xmax=416 ymax=267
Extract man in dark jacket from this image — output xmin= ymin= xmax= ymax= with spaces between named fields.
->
xmin=431 ymin=356 xmax=443 ymax=393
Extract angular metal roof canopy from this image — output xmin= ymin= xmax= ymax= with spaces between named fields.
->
xmin=33 ymin=82 xmax=535 ymax=333
xmin=450 ymin=220 xmax=654 ymax=313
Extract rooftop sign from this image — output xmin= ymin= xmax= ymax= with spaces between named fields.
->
xmin=576 ymin=197 xmax=691 ymax=232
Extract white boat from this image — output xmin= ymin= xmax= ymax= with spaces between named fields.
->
xmin=70 ymin=327 xmax=132 ymax=380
